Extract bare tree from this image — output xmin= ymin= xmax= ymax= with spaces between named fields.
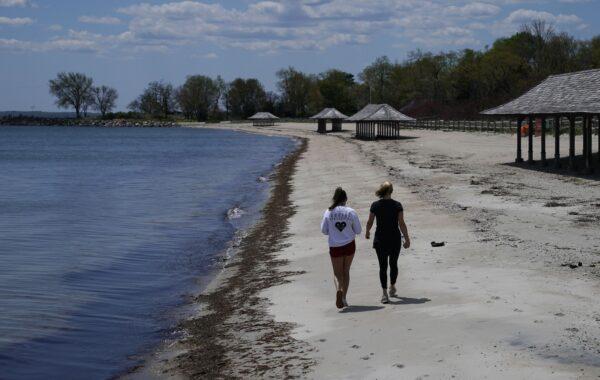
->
xmin=48 ymin=72 xmax=94 ymax=118
xmin=92 ymin=86 xmax=118 ymax=117
xmin=129 ymin=81 xmax=175 ymax=118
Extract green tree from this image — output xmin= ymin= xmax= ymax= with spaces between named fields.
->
xmin=359 ymin=56 xmax=394 ymax=104
xmin=175 ymin=75 xmax=223 ymax=121
xmin=225 ymin=78 xmax=267 ymax=119
xmin=318 ymin=69 xmax=357 ymax=114
xmin=276 ymin=67 xmax=319 ymax=117
xmin=48 ymin=72 xmax=94 ymax=118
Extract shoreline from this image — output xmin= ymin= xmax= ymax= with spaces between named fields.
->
xmin=162 ymin=137 xmax=314 ymax=378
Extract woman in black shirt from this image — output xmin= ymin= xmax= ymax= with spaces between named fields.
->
xmin=365 ymin=181 xmax=411 ymax=304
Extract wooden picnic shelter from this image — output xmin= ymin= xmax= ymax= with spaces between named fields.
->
xmin=348 ymin=104 xmax=415 ymax=140
xmin=310 ymin=108 xmax=348 ymax=133
xmin=248 ymin=112 xmax=279 ymax=127
xmin=481 ymin=68 xmax=600 ymax=173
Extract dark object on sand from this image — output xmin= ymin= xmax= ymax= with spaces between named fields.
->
xmin=561 ymin=262 xmax=583 ymax=269
xmin=431 ymin=241 xmax=445 ymax=247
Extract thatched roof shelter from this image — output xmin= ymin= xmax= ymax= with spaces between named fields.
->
xmin=482 ymin=69 xmax=600 ymax=117
xmin=348 ymin=104 xmax=415 ymax=139
xmin=248 ymin=112 xmax=279 ymax=127
xmin=311 ymin=108 xmax=348 ymax=120
xmin=310 ymin=108 xmax=348 ymax=133
xmin=348 ymin=104 xmax=415 ymax=122
xmin=480 ymin=68 xmax=600 ymax=173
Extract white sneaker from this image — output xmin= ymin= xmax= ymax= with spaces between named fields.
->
xmin=389 ymin=285 xmax=397 ymax=297
xmin=381 ymin=290 xmax=390 ymax=304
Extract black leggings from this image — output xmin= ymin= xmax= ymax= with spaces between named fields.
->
xmin=375 ymin=245 xmax=401 ymax=289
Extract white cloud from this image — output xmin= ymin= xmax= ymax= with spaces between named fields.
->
xmin=78 ymin=16 xmax=122 ymax=25
xmin=490 ymin=8 xmax=586 ymax=36
xmin=203 ymin=52 xmax=217 ymax=59
xmin=446 ymin=2 xmax=500 ymax=18
xmin=0 ymin=16 xmax=33 ymax=26
xmin=0 ymin=1 xmax=593 ymax=56
xmin=0 ymin=36 xmax=95 ymax=52
xmin=505 ymin=9 xmax=583 ymax=25
xmin=48 ymin=24 xmax=62 ymax=31
xmin=0 ymin=0 xmax=29 ymax=6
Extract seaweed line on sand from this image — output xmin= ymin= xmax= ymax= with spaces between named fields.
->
xmin=171 ymin=138 xmax=316 ymax=379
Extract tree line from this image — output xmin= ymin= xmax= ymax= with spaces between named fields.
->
xmin=49 ymin=21 xmax=600 ymax=120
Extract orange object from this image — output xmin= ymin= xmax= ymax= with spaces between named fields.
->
xmin=534 ymin=118 xmax=542 ymax=137
xmin=521 ymin=124 xmax=529 ymax=137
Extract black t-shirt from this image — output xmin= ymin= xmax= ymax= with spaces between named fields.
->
xmin=370 ymin=199 xmax=403 ymax=247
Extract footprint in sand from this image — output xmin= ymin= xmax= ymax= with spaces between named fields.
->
xmin=394 ymin=363 xmax=405 ymax=369
xmin=351 ymin=344 xmax=360 ymax=349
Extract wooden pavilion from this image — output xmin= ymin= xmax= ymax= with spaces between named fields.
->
xmin=347 ymin=104 xmax=415 ymax=140
xmin=310 ymin=108 xmax=348 ymax=133
xmin=248 ymin=112 xmax=279 ymax=127
xmin=481 ymin=68 xmax=600 ymax=173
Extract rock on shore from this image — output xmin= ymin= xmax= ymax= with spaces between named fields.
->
xmin=0 ymin=117 xmax=179 ymax=128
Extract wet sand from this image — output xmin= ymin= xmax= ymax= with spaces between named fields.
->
xmin=170 ymin=122 xmax=600 ymax=379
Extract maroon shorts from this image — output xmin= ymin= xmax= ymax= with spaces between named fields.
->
xmin=329 ymin=240 xmax=356 ymax=258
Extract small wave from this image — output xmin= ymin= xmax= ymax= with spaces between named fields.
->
xmin=257 ymin=176 xmax=268 ymax=182
xmin=226 ymin=207 xmax=245 ymax=220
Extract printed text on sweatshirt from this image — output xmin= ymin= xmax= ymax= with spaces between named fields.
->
xmin=320 ymin=206 xmax=362 ymax=247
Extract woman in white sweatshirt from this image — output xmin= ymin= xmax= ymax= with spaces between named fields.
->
xmin=320 ymin=187 xmax=362 ymax=309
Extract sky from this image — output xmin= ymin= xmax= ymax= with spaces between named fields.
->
xmin=0 ymin=0 xmax=599 ymax=112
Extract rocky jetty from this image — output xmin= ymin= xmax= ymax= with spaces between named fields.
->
xmin=0 ymin=117 xmax=179 ymax=128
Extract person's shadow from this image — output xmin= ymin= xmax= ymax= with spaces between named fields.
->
xmin=389 ymin=296 xmax=431 ymax=305
xmin=340 ymin=305 xmax=384 ymax=313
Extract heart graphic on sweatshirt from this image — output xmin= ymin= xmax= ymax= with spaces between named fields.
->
xmin=334 ymin=222 xmax=347 ymax=232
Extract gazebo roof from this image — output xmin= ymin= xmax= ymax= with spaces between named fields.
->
xmin=310 ymin=108 xmax=348 ymax=120
xmin=347 ymin=104 xmax=415 ymax=122
xmin=248 ymin=112 xmax=279 ymax=120
xmin=481 ymin=68 xmax=600 ymax=116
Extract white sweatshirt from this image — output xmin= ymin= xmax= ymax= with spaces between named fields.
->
xmin=320 ymin=206 xmax=362 ymax=247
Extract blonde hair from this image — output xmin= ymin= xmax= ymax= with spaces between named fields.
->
xmin=375 ymin=181 xmax=393 ymax=198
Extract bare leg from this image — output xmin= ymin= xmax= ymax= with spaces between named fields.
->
xmin=330 ymin=256 xmax=345 ymax=293
xmin=330 ymin=256 xmax=345 ymax=308
xmin=341 ymin=254 xmax=354 ymax=298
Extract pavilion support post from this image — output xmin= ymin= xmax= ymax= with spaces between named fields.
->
xmin=583 ymin=116 xmax=588 ymax=168
xmin=554 ymin=116 xmax=561 ymax=168
xmin=333 ymin=119 xmax=342 ymax=132
xmin=597 ymin=115 xmax=600 ymax=164
xmin=569 ymin=116 xmax=576 ymax=171
xmin=541 ymin=117 xmax=547 ymax=166
xmin=318 ymin=119 xmax=326 ymax=133
xmin=516 ymin=118 xmax=524 ymax=163
xmin=528 ymin=115 xmax=534 ymax=164
xmin=584 ymin=115 xmax=593 ymax=174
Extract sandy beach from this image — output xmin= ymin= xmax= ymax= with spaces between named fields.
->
xmin=166 ymin=122 xmax=600 ymax=379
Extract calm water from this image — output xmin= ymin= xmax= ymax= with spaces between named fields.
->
xmin=0 ymin=126 xmax=295 ymax=379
